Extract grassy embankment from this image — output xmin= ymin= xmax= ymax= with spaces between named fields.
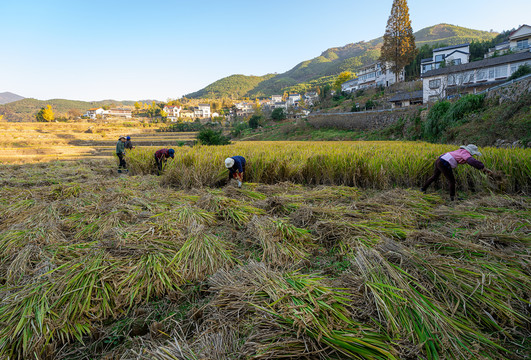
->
xmin=0 ymin=141 xmax=529 ymax=359
xmin=241 ymin=93 xmax=531 ymax=147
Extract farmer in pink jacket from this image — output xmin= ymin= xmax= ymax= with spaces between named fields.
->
xmin=421 ymin=144 xmax=492 ymax=201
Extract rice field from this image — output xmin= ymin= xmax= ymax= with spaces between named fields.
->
xmin=0 ymin=142 xmax=529 ymax=360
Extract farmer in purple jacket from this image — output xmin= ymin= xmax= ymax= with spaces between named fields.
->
xmin=421 ymin=144 xmax=492 ymax=201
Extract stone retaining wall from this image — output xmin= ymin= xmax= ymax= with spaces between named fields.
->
xmin=307 ymin=107 xmax=418 ymax=131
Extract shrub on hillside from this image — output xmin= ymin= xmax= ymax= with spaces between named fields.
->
xmin=196 ymin=128 xmax=231 ymax=145
xmin=271 ymin=108 xmax=286 ymax=121
xmin=508 ymin=64 xmax=531 ymax=80
xmin=249 ymin=115 xmax=263 ymax=129
xmin=423 ymin=94 xmax=485 ymax=142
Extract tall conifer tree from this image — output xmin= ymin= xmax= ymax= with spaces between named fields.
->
xmin=379 ymin=0 xmax=417 ymax=82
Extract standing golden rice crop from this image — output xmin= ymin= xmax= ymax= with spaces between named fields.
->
xmin=125 ymin=141 xmax=531 ymax=193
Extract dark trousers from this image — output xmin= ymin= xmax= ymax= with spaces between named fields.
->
xmin=117 ymin=153 xmax=126 ymax=169
xmin=422 ymin=158 xmax=456 ymax=198
xmin=155 ymin=155 xmax=163 ymax=175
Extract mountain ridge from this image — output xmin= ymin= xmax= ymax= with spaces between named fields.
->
xmin=186 ymin=24 xmax=498 ymax=99
xmin=0 ymin=92 xmax=25 ymax=105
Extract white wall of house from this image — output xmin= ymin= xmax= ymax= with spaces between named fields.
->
xmin=341 ymin=79 xmax=359 ymax=92
xmin=271 ymin=95 xmax=282 ymax=102
xmin=509 ymin=25 xmax=531 ymax=51
xmin=422 ymin=57 xmax=531 ymax=103
xmin=421 ymin=44 xmax=470 ymax=75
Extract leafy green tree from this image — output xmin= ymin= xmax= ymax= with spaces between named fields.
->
xmin=271 ymin=108 xmax=287 ymax=121
xmin=249 ymin=114 xmax=263 ymax=129
xmin=196 ymin=128 xmax=231 ymax=145
xmin=36 ymin=105 xmax=54 ymax=122
xmin=379 ymin=0 xmax=417 ymax=82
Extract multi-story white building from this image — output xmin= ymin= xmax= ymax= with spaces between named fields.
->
xmin=357 ymin=62 xmax=404 ymax=88
xmin=163 ymin=105 xmax=181 ymax=121
xmin=193 ymin=104 xmax=211 ymax=118
xmin=286 ymin=94 xmax=301 ymax=107
xmin=271 ymin=95 xmax=282 ymax=103
xmin=509 ymin=24 xmax=531 ymax=52
xmin=420 ymin=44 xmax=470 ymax=75
xmin=421 ymin=51 xmax=531 ymax=103
xmin=341 ymin=79 xmax=359 ymax=93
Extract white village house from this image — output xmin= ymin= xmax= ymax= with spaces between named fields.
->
xmin=193 ymin=104 xmax=211 ymax=118
xmin=85 ymin=108 xmax=105 ymax=119
xmin=286 ymin=94 xmax=301 ymax=107
xmin=485 ymin=25 xmax=531 ymax=58
xmin=341 ymin=79 xmax=359 ymax=93
xmin=420 ymin=44 xmax=470 ymax=75
xmin=163 ymin=105 xmax=182 ymax=121
xmin=421 ymin=50 xmax=531 ymax=103
xmin=357 ymin=62 xmax=404 ymax=89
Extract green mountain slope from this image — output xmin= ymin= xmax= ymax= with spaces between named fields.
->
xmin=0 ymin=98 xmax=135 ymax=122
xmin=187 ymin=24 xmax=498 ymax=99
xmin=185 ymin=74 xmax=276 ymax=99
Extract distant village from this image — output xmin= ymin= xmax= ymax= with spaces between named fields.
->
xmin=85 ymin=25 xmax=531 ymax=122
xmin=342 ymin=24 xmax=531 ymax=108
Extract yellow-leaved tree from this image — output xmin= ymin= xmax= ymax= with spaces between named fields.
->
xmin=334 ymin=71 xmax=354 ymax=91
xmin=379 ymin=0 xmax=417 ymax=83
xmin=36 ymin=105 xmax=54 ymax=122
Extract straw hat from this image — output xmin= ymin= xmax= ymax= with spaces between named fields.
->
xmin=225 ymin=157 xmax=235 ymax=168
xmin=460 ymin=144 xmax=481 ymax=156
xmin=119 ymin=136 xmax=126 ymax=140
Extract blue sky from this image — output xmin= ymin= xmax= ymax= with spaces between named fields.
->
xmin=1 ymin=0 xmax=529 ymax=101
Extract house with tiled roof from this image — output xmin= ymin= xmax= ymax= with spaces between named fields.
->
xmin=421 ymin=50 xmax=531 ymax=103
xmin=420 ymin=44 xmax=470 ymax=75
xmin=509 ymin=25 xmax=531 ymax=52
xmin=85 ymin=108 xmax=104 ymax=119
xmin=163 ymin=105 xmax=182 ymax=121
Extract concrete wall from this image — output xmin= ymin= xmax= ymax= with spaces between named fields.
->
xmin=307 ymin=108 xmax=418 ymax=131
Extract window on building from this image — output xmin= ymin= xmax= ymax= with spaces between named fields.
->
xmin=454 ymin=59 xmax=462 ymax=65
xmin=464 ymin=72 xmax=474 ymax=83
xmin=476 ymin=69 xmax=487 ymax=81
xmin=448 ymin=75 xmax=456 ymax=86
xmin=495 ymin=66 xmax=508 ymax=78
xmin=435 ymin=54 xmax=444 ymax=62
xmin=489 ymin=69 xmax=495 ymax=78
xmin=511 ymin=64 xmax=518 ymax=74
xmin=429 ymin=79 xmax=441 ymax=89
xmin=517 ymin=39 xmax=529 ymax=49
xmin=423 ymin=64 xmax=432 ymax=72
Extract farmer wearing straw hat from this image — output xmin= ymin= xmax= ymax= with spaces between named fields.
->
xmin=116 ymin=136 xmax=127 ymax=173
xmin=225 ymin=156 xmax=246 ymax=188
xmin=421 ymin=144 xmax=493 ymax=201
xmin=154 ymin=148 xmax=175 ymax=175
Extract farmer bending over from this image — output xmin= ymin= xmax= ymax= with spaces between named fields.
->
xmin=421 ymin=144 xmax=492 ymax=201
xmin=116 ymin=136 xmax=127 ymax=173
xmin=155 ymin=148 xmax=175 ymax=175
xmin=125 ymin=136 xmax=135 ymax=151
xmin=225 ymin=156 xmax=246 ymax=188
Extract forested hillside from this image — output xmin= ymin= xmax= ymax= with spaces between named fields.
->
xmin=0 ymin=98 xmax=135 ymax=122
xmin=187 ymin=24 xmax=499 ymax=99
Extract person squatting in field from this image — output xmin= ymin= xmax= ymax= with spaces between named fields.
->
xmin=421 ymin=144 xmax=493 ymax=201
xmin=155 ymin=148 xmax=175 ymax=175
xmin=225 ymin=156 xmax=246 ymax=188
xmin=116 ymin=136 xmax=127 ymax=173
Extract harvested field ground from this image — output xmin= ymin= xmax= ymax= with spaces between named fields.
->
xmin=0 ymin=121 xmax=196 ymax=163
xmin=0 ymin=147 xmax=529 ymax=359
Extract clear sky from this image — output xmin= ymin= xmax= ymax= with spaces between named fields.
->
xmin=1 ymin=0 xmax=529 ymax=101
